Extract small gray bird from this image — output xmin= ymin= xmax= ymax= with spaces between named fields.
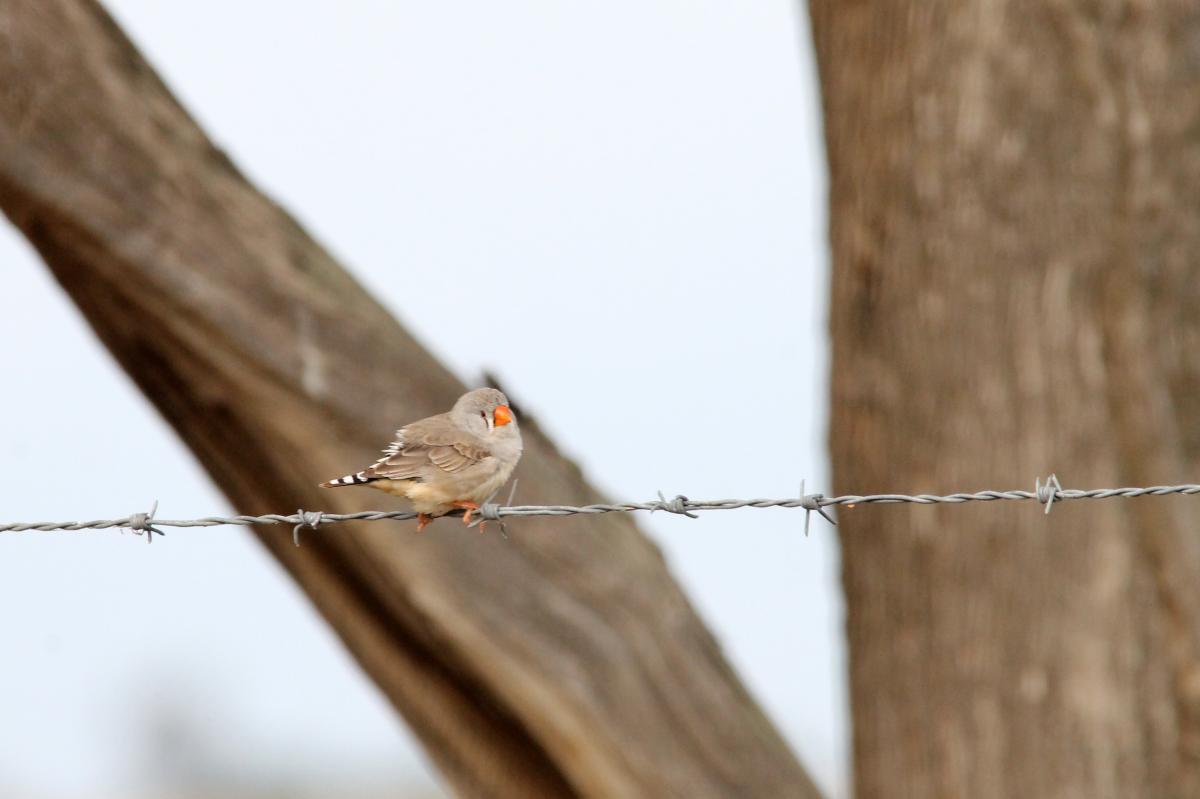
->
xmin=320 ymin=388 xmax=522 ymax=532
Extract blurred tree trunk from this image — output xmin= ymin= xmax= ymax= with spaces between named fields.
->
xmin=0 ymin=2 xmax=819 ymax=797
xmin=810 ymin=1 xmax=1200 ymax=797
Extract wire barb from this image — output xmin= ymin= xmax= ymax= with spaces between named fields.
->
xmin=293 ymin=509 xmax=323 ymax=547
xmin=651 ymin=491 xmax=699 ymax=518
xmin=477 ymin=503 xmax=503 ymax=522
xmin=799 ymin=480 xmax=836 ymax=537
xmin=1036 ymin=474 xmax=1063 ymax=515
xmin=470 ymin=479 xmax=519 ymax=538
xmin=125 ymin=500 xmax=164 ymax=544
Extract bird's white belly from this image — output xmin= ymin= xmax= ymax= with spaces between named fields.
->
xmin=370 ymin=462 xmax=515 ymax=516
xmin=466 ymin=463 xmax=515 ymax=506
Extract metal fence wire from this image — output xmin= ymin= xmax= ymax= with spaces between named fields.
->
xmin=4 ymin=474 xmax=1199 ymax=544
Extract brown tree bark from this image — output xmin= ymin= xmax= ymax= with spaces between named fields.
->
xmin=0 ymin=2 xmax=818 ymax=797
xmin=810 ymin=2 xmax=1200 ymax=797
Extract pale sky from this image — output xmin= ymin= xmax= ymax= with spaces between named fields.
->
xmin=0 ymin=2 xmax=841 ymax=797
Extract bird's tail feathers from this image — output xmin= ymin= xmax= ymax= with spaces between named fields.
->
xmin=319 ymin=471 xmax=372 ymax=488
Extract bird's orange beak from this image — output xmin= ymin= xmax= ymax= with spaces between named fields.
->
xmin=494 ymin=405 xmax=514 ymax=427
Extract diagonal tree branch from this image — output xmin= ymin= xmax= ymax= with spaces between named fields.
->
xmin=0 ymin=2 xmax=817 ymax=797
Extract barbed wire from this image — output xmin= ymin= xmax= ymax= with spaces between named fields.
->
xmin=4 ymin=475 xmax=1200 ymax=544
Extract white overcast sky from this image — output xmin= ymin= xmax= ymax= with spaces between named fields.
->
xmin=0 ymin=2 xmax=840 ymax=797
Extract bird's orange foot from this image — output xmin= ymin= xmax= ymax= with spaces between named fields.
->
xmin=451 ymin=500 xmax=480 ymax=526
xmin=416 ymin=513 xmax=432 ymax=532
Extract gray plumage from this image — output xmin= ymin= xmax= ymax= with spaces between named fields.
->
xmin=320 ymin=388 xmax=522 ymax=528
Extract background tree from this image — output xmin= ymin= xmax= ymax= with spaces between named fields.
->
xmin=810 ymin=2 xmax=1200 ymax=797
xmin=0 ymin=2 xmax=818 ymax=797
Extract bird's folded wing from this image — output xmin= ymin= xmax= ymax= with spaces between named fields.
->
xmin=364 ymin=416 xmax=491 ymax=481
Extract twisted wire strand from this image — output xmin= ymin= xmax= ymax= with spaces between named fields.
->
xmin=3 ymin=480 xmax=1200 ymax=536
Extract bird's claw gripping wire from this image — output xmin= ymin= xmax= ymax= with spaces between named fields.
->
xmin=126 ymin=500 xmax=165 ymax=544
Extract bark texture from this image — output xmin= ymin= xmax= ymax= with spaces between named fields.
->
xmin=0 ymin=2 xmax=818 ymax=797
xmin=810 ymin=1 xmax=1200 ymax=797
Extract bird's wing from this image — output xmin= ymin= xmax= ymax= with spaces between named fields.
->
xmin=363 ymin=415 xmax=492 ymax=482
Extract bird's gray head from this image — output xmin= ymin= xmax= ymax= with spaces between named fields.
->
xmin=453 ymin=388 xmax=519 ymax=438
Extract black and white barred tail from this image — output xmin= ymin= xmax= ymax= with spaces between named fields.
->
xmin=320 ymin=471 xmax=373 ymax=488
